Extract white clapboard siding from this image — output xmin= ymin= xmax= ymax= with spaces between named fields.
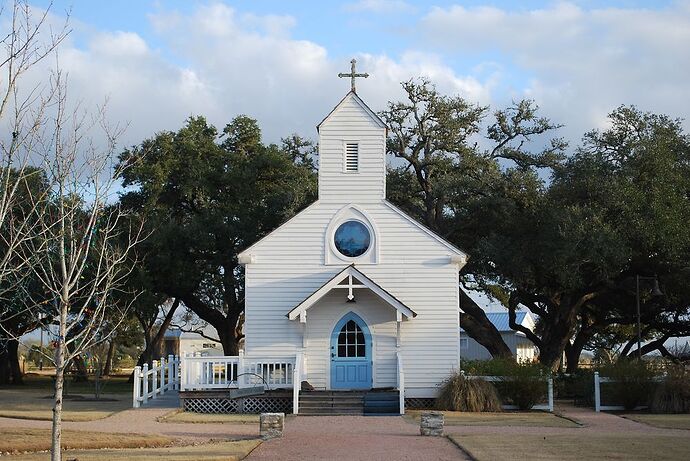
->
xmin=244 ymin=201 xmax=461 ymax=397
xmin=318 ymin=93 xmax=386 ymax=203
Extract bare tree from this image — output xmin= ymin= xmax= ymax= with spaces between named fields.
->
xmin=0 ymin=0 xmax=69 ymax=384
xmin=13 ymin=70 xmax=144 ymax=461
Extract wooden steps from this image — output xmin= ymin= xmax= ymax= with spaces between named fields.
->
xmin=298 ymin=390 xmax=399 ymax=416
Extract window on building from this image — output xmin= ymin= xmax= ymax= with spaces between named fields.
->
xmin=460 ymin=338 xmax=469 ymax=349
xmin=337 ymin=320 xmax=366 ymax=357
xmin=345 ymin=143 xmax=359 ymax=172
xmin=334 ymin=220 xmax=370 ymax=257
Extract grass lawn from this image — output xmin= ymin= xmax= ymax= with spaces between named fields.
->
xmin=450 ymin=433 xmax=690 ymax=461
xmin=159 ymin=410 xmax=260 ymax=424
xmin=1 ymin=427 xmax=171 ymax=453
xmin=1 ymin=372 xmax=133 ymax=394
xmin=0 ymin=388 xmax=131 ymax=421
xmin=621 ymin=413 xmax=690 ymax=430
xmin=405 ymin=410 xmax=579 ymax=428
xmin=8 ymin=439 xmax=261 ymax=461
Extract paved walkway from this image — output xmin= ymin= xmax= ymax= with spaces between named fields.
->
xmin=247 ymin=415 xmax=468 ymax=461
xmin=2 ymin=397 xmax=688 ymax=460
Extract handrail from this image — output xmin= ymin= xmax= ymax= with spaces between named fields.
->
xmin=133 ymin=355 xmax=180 ymax=408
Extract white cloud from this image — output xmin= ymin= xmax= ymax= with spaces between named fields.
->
xmin=26 ymin=2 xmax=494 ymax=147
xmin=419 ymin=2 xmax=690 ymax=143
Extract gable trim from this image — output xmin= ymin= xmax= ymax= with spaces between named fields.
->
xmin=317 ymin=91 xmax=388 ymax=132
xmin=287 ymin=264 xmax=416 ymax=321
xmin=382 ymin=200 xmax=469 ymax=261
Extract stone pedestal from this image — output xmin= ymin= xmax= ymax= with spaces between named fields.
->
xmin=260 ymin=412 xmax=285 ymax=440
xmin=420 ymin=411 xmax=444 ymax=436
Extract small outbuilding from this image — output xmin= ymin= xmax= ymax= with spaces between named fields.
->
xmin=460 ymin=312 xmax=538 ymax=362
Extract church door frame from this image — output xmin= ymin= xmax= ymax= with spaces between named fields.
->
xmin=330 ymin=311 xmax=372 ymax=390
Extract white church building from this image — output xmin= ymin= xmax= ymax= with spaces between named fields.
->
xmin=178 ymin=63 xmax=468 ymax=414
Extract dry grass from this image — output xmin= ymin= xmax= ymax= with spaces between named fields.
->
xmin=437 ymin=373 xmax=502 ymax=412
xmin=0 ymin=388 xmax=130 ymax=421
xmin=159 ymin=410 xmax=260 ymax=424
xmin=0 ymin=428 xmax=171 ymax=454
xmin=450 ymin=433 xmax=690 ymax=460
xmin=622 ymin=413 xmax=690 ymax=430
xmin=8 ymin=439 xmax=261 ymax=461
xmin=405 ymin=410 xmax=578 ymax=427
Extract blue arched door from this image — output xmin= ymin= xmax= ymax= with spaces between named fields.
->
xmin=330 ymin=312 xmax=372 ymax=389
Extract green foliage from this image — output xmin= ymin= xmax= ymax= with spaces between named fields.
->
xmin=650 ymin=366 xmax=690 ymax=414
xmin=554 ymin=370 xmax=595 ymax=407
xmin=464 ymin=359 xmax=549 ymax=410
xmin=436 ymin=372 xmax=502 ymax=412
xmin=599 ymin=360 xmax=658 ymax=410
xmin=118 ymin=115 xmax=317 ymax=353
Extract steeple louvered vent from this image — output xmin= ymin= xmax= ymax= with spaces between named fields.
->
xmin=345 ymin=143 xmax=359 ymax=172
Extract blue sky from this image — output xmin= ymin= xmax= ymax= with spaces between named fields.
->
xmin=21 ymin=0 xmax=690 ymax=148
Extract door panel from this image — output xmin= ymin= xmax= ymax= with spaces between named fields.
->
xmin=330 ymin=312 xmax=372 ymax=389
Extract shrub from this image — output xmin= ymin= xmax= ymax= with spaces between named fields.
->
xmin=650 ymin=366 xmax=690 ymax=414
xmin=436 ymin=372 xmax=502 ymax=412
xmin=599 ymin=360 xmax=657 ymax=410
xmin=464 ymin=359 xmax=549 ymax=410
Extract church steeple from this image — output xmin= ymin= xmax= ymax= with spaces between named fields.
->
xmin=317 ymin=60 xmax=387 ymax=204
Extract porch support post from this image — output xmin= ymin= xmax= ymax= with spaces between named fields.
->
xmin=396 ymin=314 xmax=402 ymax=349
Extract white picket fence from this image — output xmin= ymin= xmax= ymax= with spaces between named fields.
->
xmin=593 ymin=371 xmax=662 ymax=412
xmin=464 ymin=374 xmax=554 ymax=412
xmin=132 ymin=355 xmax=180 ymax=408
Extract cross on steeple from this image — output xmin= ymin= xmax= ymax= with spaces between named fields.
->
xmin=338 ymin=58 xmax=369 ymax=93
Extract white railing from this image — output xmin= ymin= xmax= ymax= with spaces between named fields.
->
xmin=397 ymin=351 xmax=405 ymax=415
xmin=293 ymin=352 xmax=303 ymax=414
xmin=179 ymin=352 xmax=297 ymax=391
xmin=593 ymin=371 xmax=661 ymax=412
xmin=464 ymin=374 xmax=554 ymax=412
xmin=133 ymin=355 xmax=180 ymax=408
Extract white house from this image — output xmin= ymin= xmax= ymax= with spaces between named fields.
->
xmin=460 ymin=311 xmax=538 ymax=362
xmin=237 ymin=74 xmax=468 ymax=400
xmin=163 ymin=328 xmax=224 ymax=358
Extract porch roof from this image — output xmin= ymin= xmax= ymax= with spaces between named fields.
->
xmin=287 ymin=265 xmax=417 ymax=322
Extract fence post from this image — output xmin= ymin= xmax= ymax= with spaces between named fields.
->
xmin=180 ymin=354 xmax=187 ymax=391
xmin=174 ymin=355 xmax=180 ymax=391
xmin=168 ymin=354 xmax=174 ymax=391
xmin=547 ymin=377 xmax=554 ymax=413
xmin=159 ymin=357 xmax=166 ymax=394
xmin=132 ymin=366 xmax=141 ymax=408
xmin=152 ymin=360 xmax=158 ymax=399
xmin=142 ymin=363 xmax=149 ymax=405
xmin=238 ymin=349 xmax=246 ymax=388
xmin=594 ymin=371 xmax=601 ymax=412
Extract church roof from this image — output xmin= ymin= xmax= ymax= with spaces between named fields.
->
xmin=316 ymin=90 xmax=388 ymax=132
xmin=460 ymin=311 xmax=534 ymax=333
xmin=287 ymin=264 xmax=417 ymax=321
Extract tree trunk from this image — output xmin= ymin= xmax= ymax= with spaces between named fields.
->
xmin=103 ymin=340 xmax=116 ymax=376
xmin=0 ymin=341 xmax=10 ymax=385
xmin=565 ymin=325 xmax=594 ymax=373
xmin=129 ymin=300 xmax=180 ymax=383
xmin=7 ymin=339 xmax=23 ymax=384
xmin=51 ymin=335 xmax=66 ymax=461
xmin=459 ymin=289 xmax=512 ymax=359
xmin=217 ymin=317 xmax=241 ymax=356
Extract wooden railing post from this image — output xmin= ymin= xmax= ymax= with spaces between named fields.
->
xmin=132 ymin=365 xmax=141 ymax=408
xmin=174 ymin=355 xmax=180 ymax=390
xmin=238 ymin=349 xmax=246 ymax=388
xmin=159 ymin=357 xmax=166 ymax=394
xmin=167 ymin=355 xmax=174 ymax=391
xmin=152 ymin=360 xmax=158 ymax=399
xmin=397 ymin=352 xmax=405 ymax=415
xmin=180 ymin=354 xmax=187 ymax=391
xmin=594 ymin=372 xmax=601 ymax=412
xmin=142 ymin=363 xmax=149 ymax=405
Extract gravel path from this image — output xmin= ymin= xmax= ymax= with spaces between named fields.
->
xmin=0 ymin=394 xmax=258 ymax=443
xmin=247 ymin=415 xmax=468 ymax=461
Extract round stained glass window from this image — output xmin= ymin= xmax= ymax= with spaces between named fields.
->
xmin=334 ymin=220 xmax=371 ymax=257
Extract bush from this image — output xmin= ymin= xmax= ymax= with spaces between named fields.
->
xmin=436 ymin=372 xmax=502 ymax=412
xmin=599 ymin=360 xmax=657 ymax=410
xmin=464 ymin=359 xmax=549 ymax=410
xmin=650 ymin=366 xmax=690 ymax=414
